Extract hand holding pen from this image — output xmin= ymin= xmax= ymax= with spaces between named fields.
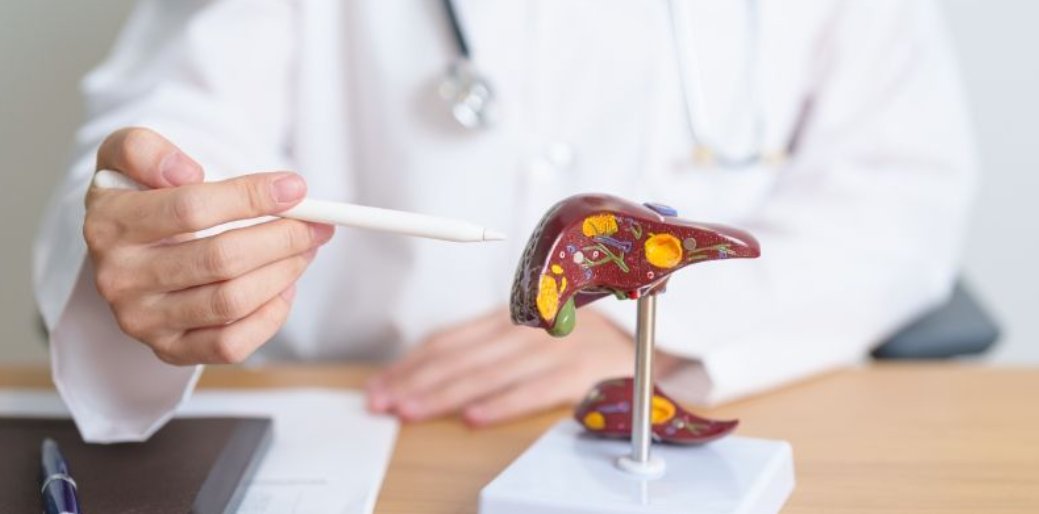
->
xmin=81 ymin=127 xmax=503 ymax=367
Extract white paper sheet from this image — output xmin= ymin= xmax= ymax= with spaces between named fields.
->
xmin=0 ymin=388 xmax=399 ymax=514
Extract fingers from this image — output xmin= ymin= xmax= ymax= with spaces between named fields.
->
xmin=143 ymin=219 xmax=333 ymax=292
xmin=394 ymin=341 xmax=558 ymax=422
xmin=383 ymin=332 xmax=524 ymax=405
xmin=86 ymin=127 xmax=319 ymax=367
xmin=96 ymin=171 xmax=307 ymax=243
xmin=368 ymin=308 xmax=636 ymax=425
xmin=160 ymin=249 xmax=316 ymax=330
xmin=154 ymin=286 xmax=296 ymax=365
xmin=462 ymin=367 xmax=577 ymax=427
xmin=96 ymin=127 xmax=203 ymax=188
xmin=371 ymin=309 xmax=506 ymax=388
xmin=108 ymin=249 xmax=314 ymax=347
xmin=368 ymin=309 xmax=509 ymax=410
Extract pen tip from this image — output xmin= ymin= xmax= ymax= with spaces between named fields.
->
xmin=483 ymin=229 xmax=507 ymax=241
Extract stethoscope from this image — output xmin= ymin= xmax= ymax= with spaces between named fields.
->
xmin=437 ymin=0 xmax=781 ymax=168
xmin=437 ymin=0 xmax=499 ymax=130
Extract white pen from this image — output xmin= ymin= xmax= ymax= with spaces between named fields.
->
xmin=92 ymin=169 xmax=506 ymax=243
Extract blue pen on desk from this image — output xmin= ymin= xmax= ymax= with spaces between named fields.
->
xmin=40 ymin=438 xmax=82 ymax=514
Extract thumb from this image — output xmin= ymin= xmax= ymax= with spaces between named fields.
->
xmin=96 ymin=127 xmax=204 ymax=189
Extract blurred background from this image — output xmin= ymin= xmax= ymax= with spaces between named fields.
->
xmin=1 ymin=1 xmax=1035 ymax=364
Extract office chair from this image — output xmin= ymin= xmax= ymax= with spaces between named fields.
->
xmin=871 ymin=280 xmax=1000 ymax=360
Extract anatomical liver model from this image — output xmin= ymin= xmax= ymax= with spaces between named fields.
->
xmin=509 ymin=193 xmax=759 ymax=471
xmin=574 ymin=377 xmax=738 ymax=444
xmin=511 ymin=194 xmax=759 ymax=337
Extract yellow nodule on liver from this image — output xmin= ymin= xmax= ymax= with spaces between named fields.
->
xmin=645 ymin=233 xmax=683 ymax=269
xmin=536 ymin=275 xmax=560 ymax=321
xmin=582 ymin=213 xmax=619 ymax=237
xmin=583 ymin=411 xmax=606 ymax=430
xmin=651 ymin=395 xmax=677 ymax=424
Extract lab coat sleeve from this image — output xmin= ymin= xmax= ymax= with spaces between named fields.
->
xmin=602 ymin=0 xmax=977 ymax=405
xmin=32 ymin=0 xmax=297 ymax=442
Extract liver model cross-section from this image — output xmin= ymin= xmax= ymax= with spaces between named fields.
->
xmin=510 ymin=193 xmax=760 ymax=337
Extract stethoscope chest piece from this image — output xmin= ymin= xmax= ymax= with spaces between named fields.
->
xmin=439 ymin=0 xmax=498 ymax=130
xmin=439 ymin=58 xmax=498 ymax=130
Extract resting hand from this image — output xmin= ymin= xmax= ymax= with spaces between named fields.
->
xmin=366 ymin=307 xmax=682 ymax=426
xmin=84 ymin=127 xmax=334 ymax=365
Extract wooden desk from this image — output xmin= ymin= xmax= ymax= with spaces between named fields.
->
xmin=3 ymin=364 xmax=1038 ymax=513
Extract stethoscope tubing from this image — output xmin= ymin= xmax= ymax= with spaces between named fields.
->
xmin=666 ymin=0 xmax=766 ymax=168
xmin=442 ymin=0 xmax=471 ymax=58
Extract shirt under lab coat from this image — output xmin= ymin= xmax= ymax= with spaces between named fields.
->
xmin=33 ymin=0 xmax=977 ymax=443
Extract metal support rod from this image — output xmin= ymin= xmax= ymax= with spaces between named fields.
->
xmin=630 ymin=294 xmax=657 ymax=465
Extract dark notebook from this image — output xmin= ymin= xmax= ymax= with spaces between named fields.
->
xmin=0 ymin=416 xmax=272 ymax=514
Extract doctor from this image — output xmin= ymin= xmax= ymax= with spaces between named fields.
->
xmin=35 ymin=0 xmax=975 ymax=443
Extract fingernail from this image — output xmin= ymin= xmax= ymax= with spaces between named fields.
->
xmin=311 ymin=223 xmax=335 ymax=244
xmin=463 ymin=407 xmax=488 ymax=426
xmin=398 ymin=400 xmax=423 ymax=419
xmin=272 ymin=174 xmax=306 ymax=204
xmin=160 ymin=151 xmax=201 ymax=185
xmin=280 ymin=284 xmax=297 ymax=301
xmin=368 ymin=391 xmax=390 ymax=412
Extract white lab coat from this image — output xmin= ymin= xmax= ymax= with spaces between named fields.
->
xmin=34 ymin=0 xmax=976 ymax=443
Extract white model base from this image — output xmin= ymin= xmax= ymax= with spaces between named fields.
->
xmin=616 ymin=453 xmax=667 ymax=477
xmin=479 ymin=420 xmax=795 ymax=514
